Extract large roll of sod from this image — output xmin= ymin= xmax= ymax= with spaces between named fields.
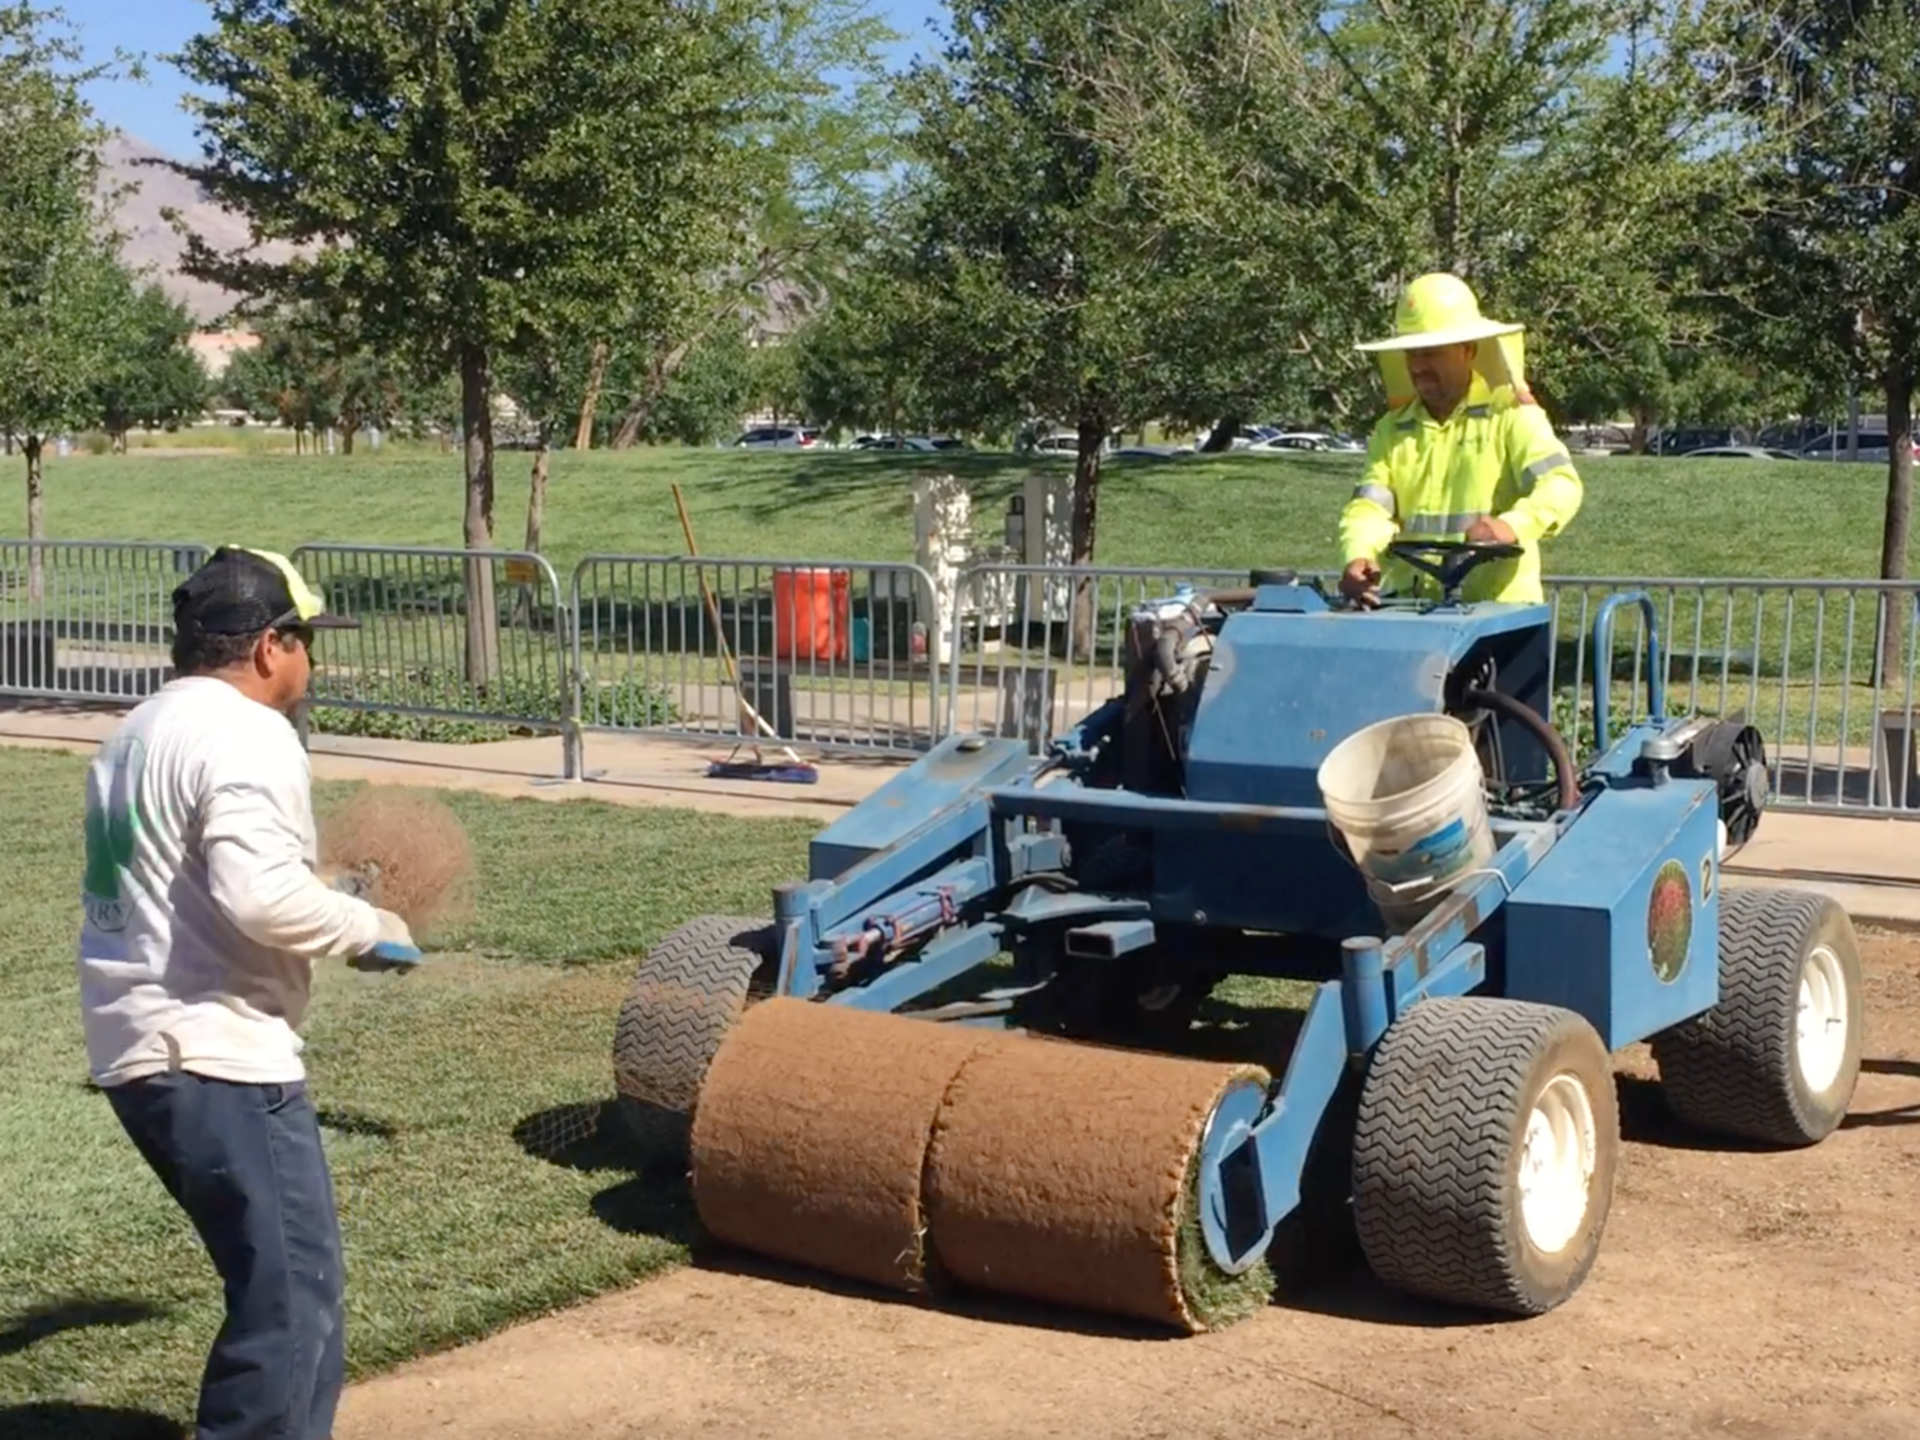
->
xmin=923 ymin=1039 xmax=1276 ymax=1332
xmin=689 ymin=998 xmax=1001 ymax=1294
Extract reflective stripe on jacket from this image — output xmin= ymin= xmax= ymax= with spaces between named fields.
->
xmin=1338 ymin=375 xmax=1582 ymax=604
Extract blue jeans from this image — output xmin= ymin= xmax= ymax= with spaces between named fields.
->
xmin=106 ymin=1070 xmax=346 ymax=1440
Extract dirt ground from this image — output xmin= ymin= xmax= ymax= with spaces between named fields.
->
xmin=335 ymin=929 xmax=1920 ymax=1440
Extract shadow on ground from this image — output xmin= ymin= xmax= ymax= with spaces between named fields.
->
xmin=1613 ymin=1074 xmax=1777 ymax=1152
xmin=0 ymin=1298 xmax=166 ymax=1358
xmin=512 ymin=1099 xmax=700 ymax=1249
xmin=0 ymin=1403 xmax=184 ymax=1440
xmin=317 ymin=1107 xmax=400 ymax=1141
xmin=1839 ymin=1057 xmax=1920 ymax=1129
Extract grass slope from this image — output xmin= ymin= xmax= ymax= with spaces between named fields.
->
xmin=0 ymin=745 xmax=818 ymax=1436
xmin=15 ymin=443 xmax=1895 ymax=583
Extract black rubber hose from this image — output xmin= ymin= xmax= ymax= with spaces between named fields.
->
xmin=1461 ymin=687 xmax=1581 ymax=813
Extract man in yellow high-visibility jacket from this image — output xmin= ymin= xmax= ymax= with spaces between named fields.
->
xmin=1338 ymin=272 xmax=1582 ymax=608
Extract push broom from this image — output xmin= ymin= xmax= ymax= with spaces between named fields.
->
xmin=672 ymin=482 xmax=818 ymax=784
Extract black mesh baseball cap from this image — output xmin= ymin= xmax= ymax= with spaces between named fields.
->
xmin=172 ymin=546 xmax=359 ymax=636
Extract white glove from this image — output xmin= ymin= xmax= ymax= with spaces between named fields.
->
xmin=349 ymin=908 xmax=422 ymax=972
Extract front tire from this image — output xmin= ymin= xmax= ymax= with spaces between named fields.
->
xmin=1651 ymin=886 xmax=1863 ymax=1146
xmin=1352 ymin=996 xmax=1619 ymax=1316
xmin=612 ymin=914 xmax=776 ymax=1165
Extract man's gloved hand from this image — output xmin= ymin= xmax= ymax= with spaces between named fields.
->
xmin=1339 ymin=557 xmax=1382 ymax=609
xmin=348 ymin=908 xmax=423 ymax=973
xmin=1464 ymin=515 xmax=1519 ymax=546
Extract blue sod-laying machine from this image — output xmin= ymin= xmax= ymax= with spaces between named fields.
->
xmin=612 ymin=540 xmax=1863 ymax=1330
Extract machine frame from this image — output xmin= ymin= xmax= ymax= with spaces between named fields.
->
xmin=613 ymin=541 xmax=1863 ymax=1321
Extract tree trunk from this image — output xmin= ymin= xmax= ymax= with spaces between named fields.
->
xmin=340 ymin=424 xmax=355 ymax=456
xmin=575 ymin=341 xmax=610 ymax=451
xmin=460 ymin=341 xmax=501 ymax=689
xmin=1877 ymin=358 xmax=1912 ymax=690
xmin=609 ymin=333 xmax=701 ymax=449
xmin=24 ymin=434 xmax=43 ymax=603
xmin=508 ymin=438 xmax=553 ymax=631
xmin=1069 ymin=409 xmax=1105 ymax=662
xmin=524 ymin=440 xmax=550 ymax=554
xmin=1198 ymin=413 xmax=1242 ymax=452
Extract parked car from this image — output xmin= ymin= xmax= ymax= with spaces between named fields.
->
xmin=1678 ymin=445 xmax=1802 ymax=460
xmin=731 ymin=425 xmax=821 ymax=450
xmin=1800 ymin=433 xmax=1892 ymax=461
xmin=854 ymin=434 xmax=969 ymax=451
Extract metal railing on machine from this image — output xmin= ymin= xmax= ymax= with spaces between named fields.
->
xmin=287 ymin=543 xmax=572 ymax=757
xmin=1542 ymin=575 xmax=1920 ymax=817
xmin=0 ymin=538 xmax=209 ymax=704
xmin=568 ymin=553 xmax=944 ymax=773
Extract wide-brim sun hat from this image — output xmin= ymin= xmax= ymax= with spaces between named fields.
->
xmin=1356 ymin=271 xmax=1524 ymax=353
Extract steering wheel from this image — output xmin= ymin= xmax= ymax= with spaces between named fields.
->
xmin=1386 ymin=538 xmax=1524 ymax=603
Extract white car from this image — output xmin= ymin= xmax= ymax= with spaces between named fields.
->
xmin=731 ymin=425 xmax=822 ymax=450
xmin=1681 ymin=445 xmax=1803 ymax=461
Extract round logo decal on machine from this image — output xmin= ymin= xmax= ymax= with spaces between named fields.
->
xmin=1647 ymin=858 xmax=1694 ymax=985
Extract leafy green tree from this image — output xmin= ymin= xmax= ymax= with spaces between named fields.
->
xmin=601 ymin=0 xmax=904 ymax=448
xmin=1699 ymin=0 xmax=1920 ymax=676
xmin=1079 ymin=0 xmax=1741 ymax=447
xmin=790 ymin=243 xmax=932 ymax=438
xmin=887 ymin=0 xmax=1218 ymax=625
xmin=0 ymin=3 xmax=133 ymax=589
xmin=639 ymin=328 xmax=757 ymax=446
xmin=94 ymin=279 xmax=209 ymax=448
xmin=169 ymin=0 xmax=796 ymax=681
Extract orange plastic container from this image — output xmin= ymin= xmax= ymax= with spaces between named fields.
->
xmin=772 ymin=567 xmax=851 ymax=663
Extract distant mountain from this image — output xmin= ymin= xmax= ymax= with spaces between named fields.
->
xmin=100 ymin=130 xmax=815 ymax=342
xmin=101 ymin=131 xmax=293 ymax=327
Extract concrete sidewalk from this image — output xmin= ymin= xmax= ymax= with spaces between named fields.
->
xmin=5 ymin=699 xmax=1918 ymax=929
xmin=0 ymin=701 xmax=899 ymax=820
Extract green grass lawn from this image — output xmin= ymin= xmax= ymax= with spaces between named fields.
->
xmin=0 ymin=745 xmax=821 ymax=1437
xmin=10 ymin=441 xmax=1901 ymax=583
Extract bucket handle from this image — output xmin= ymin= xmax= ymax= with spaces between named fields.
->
xmin=1362 ymin=866 xmax=1514 ymax=903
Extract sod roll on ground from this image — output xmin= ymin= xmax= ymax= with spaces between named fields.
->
xmin=688 ymin=1002 xmax=1276 ymax=1332
xmin=690 ymin=999 xmax=1002 ymax=1294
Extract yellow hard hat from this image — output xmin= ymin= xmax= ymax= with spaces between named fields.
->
xmin=1356 ymin=272 xmax=1523 ymax=353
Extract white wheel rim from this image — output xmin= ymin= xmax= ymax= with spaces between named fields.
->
xmin=1518 ymin=1072 xmax=1598 ymax=1255
xmin=1795 ymin=943 xmax=1850 ymax=1094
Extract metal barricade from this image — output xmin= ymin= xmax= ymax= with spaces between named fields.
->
xmin=939 ymin=561 xmax=1920 ymax=817
xmin=1545 ymin=576 xmax=1920 ymax=816
xmin=569 ymin=554 xmax=943 ymax=766
xmin=0 ymin=538 xmax=208 ymax=703
xmin=943 ymin=563 xmax=1274 ymax=746
xmin=288 ymin=543 xmax=570 ymax=753
xmin=4 ymin=535 xmax=1915 ymax=818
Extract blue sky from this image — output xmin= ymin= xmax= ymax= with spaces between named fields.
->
xmin=65 ymin=0 xmax=952 ymax=157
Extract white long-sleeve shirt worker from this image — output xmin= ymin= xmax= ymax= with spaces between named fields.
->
xmin=78 ymin=675 xmax=386 ymax=1087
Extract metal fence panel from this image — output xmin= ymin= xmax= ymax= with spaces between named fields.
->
xmin=1543 ymin=576 xmax=1920 ymax=816
xmin=943 ymin=563 xmax=1269 ymax=745
xmin=0 ymin=539 xmax=209 ymax=703
xmin=940 ymin=561 xmax=1920 ymax=817
xmin=289 ymin=543 xmax=570 ymax=744
xmin=3 ymin=535 xmax=1914 ymax=820
xmin=569 ymin=554 xmax=943 ymax=760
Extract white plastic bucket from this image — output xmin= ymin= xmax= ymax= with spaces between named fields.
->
xmin=1316 ymin=712 xmax=1494 ymax=932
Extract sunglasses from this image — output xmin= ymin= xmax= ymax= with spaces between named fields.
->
xmin=270 ymin=615 xmax=316 ymax=650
